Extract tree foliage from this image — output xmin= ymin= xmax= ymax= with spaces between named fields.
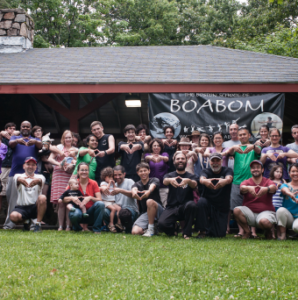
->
xmin=3 ymin=0 xmax=298 ymax=58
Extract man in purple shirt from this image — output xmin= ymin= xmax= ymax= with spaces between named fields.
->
xmin=3 ymin=121 xmax=42 ymax=230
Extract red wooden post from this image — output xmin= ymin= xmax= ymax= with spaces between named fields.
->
xmin=69 ymin=94 xmax=80 ymax=133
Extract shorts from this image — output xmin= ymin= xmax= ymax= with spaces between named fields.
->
xmin=230 ymin=184 xmax=243 ymax=210
xmin=236 ymin=206 xmax=276 ymax=227
xmin=12 ymin=204 xmax=37 ymax=220
xmin=133 ymin=203 xmax=164 ymax=230
xmin=104 ymin=201 xmax=116 ymax=208
xmin=0 ymin=167 xmax=11 ymax=196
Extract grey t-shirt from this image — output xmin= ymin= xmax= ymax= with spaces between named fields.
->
xmin=286 ymin=142 xmax=298 ymax=154
xmin=115 ymin=178 xmax=139 ymax=213
xmin=222 ymin=139 xmax=241 ymax=170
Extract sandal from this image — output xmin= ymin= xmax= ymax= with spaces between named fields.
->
xmin=234 ymin=233 xmax=243 ymax=238
xmin=183 ymin=234 xmax=190 ymax=240
xmin=115 ymin=223 xmax=125 ymax=231
xmin=108 ymin=224 xmax=117 ymax=233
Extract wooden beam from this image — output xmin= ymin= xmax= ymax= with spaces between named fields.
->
xmin=51 ymin=109 xmax=60 ymax=133
xmin=76 ymin=93 xmax=118 ymax=120
xmin=80 ymin=93 xmax=100 ymax=120
xmin=0 ymin=84 xmax=298 ymax=94
xmin=110 ymin=99 xmax=122 ymax=132
xmin=54 ymin=94 xmax=70 ymax=109
xmin=33 ymin=94 xmax=70 ymax=118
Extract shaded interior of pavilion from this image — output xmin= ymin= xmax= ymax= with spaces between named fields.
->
xmin=0 ymin=92 xmax=297 ymax=146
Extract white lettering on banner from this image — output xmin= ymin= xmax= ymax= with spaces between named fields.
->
xmin=170 ymin=99 xmax=181 ymax=112
xmin=197 ymin=100 xmax=213 ymax=114
xmin=228 ymin=100 xmax=243 ymax=112
xmin=216 ymin=100 xmax=226 ymax=113
xmin=182 ymin=100 xmax=197 ymax=113
xmin=245 ymin=100 xmax=264 ymax=112
xmin=171 ymin=99 xmax=264 ymax=114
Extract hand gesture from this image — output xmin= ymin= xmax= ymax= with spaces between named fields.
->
xmin=27 ymin=139 xmax=37 ymax=147
xmin=276 ymin=153 xmax=285 ymax=160
xmin=130 ymin=144 xmax=141 ymax=154
xmin=233 ymin=145 xmax=244 ymax=154
xmin=140 ymin=190 xmax=151 ymax=200
xmin=28 ymin=178 xmax=41 ymax=188
xmin=287 ymin=192 xmax=297 ymax=202
xmin=101 ymin=185 xmax=110 ymax=196
xmin=132 ymin=189 xmax=143 ymax=201
xmin=195 ymin=147 xmax=205 ymax=154
xmin=177 ymin=177 xmax=190 ymax=188
xmin=255 ymin=186 xmax=268 ymax=198
xmin=247 ymin=186 xmax=258 ymax=197
xmin=213 ymin=178 xmax=226 ymax=190
xmin=254 ymin=140 xmax=263 ymax=147
xmin=110 ymin=187 xmax=120 ymax=196
xmin=182 ymin=150 xmax=189 ymax=156
xmin=204 ymin=178 xmax=216 ymax=190
xmin=243 ymin=144 xmax=254 ymax=154
xmin=267 ymin=152 xmax=277 ymax=161
xmin=18 ymin=177 xmax=29 ymax=188
xmin=18 ymin=138 xmax=28 ymax=146
xmin=72 ymin=197 xmax=81 ymax=206
xmin=263 ymin=140 xmax=271 ymax=147
xmin=169 ymin=177 xmax=181 ymax=188
xmin=121 ymin=144 xmax=131 ymax=154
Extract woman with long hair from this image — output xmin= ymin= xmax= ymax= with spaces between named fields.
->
xmin=48 ymin=130 xmax=78 ymax=231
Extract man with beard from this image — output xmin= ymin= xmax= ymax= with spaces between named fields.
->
xmin=158 ymin=152 xmax=198 ymax=239
xmin=101 ymin=165 xmax=139 ymax=233
xmin=90 ymin=121 xmax=115 ymax=184
xmin=196 ymin=153 xmax=233 ymax=238
xmin=9 ymin=157 xmax=46 ymax=232
xmin=233 ymin=160 xmax=277 ymax=239
xmin=3 ymin=121 xmax=42 ymax=230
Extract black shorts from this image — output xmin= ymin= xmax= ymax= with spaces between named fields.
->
xmin=13 ymin=204 xmax=37 ymax=220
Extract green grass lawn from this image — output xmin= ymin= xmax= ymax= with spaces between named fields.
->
xmin=0 ymin=230 xmax=297 ymax=300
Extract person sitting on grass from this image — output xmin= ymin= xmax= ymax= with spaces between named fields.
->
xmin=158 ymin=152 xmax=198 ymax=239
xmin=9 ymin=157 xmax=46 ymax=232
xmin=276 ymin=163 xmax=298 ymax=240
xmin=100 ymin=167 xmax=124 ymax=233
xmin=59 ymin=178 xmax=89 ymax=231
xmin=131 ymin=162 xmax=164 ymax=237
xmin=233 ymin=160 xmax=277 ymax=239
xmin=196 ymin=153 xmax=233 ymax=238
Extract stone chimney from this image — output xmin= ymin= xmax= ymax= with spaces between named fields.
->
xmin=0 ymin=8 xmax=34 ymax=53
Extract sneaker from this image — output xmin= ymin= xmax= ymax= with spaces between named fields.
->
xmin=142 ymin=229 xmax=154 ymax=237
xmin=82 ymin=213 xmax=89 ymax=218
xmin=23 ymin=220 xmax=31 ymax=231
xmin=115 ymin=223 xmax=125 ymax=232
xmin=34 ymin=223 xmax=42 ymax=233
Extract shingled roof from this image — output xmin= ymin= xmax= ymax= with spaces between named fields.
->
xmin=0 ymin=45 xmax=298 ymax=84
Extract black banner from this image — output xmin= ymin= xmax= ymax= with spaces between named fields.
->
xmin=148 ymin=93 xmax=285 ymax=140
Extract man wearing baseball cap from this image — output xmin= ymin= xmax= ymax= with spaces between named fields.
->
xmin=9 ymin=157 xmax=46 ymax=232
xmin=196 ymin=153 xmax=233 ymax=238
xmin=233 ymin=160 xmax=277 ymax=239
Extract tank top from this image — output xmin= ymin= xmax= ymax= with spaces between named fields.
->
xmin=95 ymin=134 xmax=115 ymax=181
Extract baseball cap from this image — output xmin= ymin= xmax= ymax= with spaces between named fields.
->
xmin=24 ymin=157 xmax=37 ymax=164
xmin=210 ymin=153 xmax=223 ymax=161
xmin=250 ymin=160 xmax=263 ymax=168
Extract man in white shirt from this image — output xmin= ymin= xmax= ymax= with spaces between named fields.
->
xmin=9 ymin=157 xmax=46 ymax=232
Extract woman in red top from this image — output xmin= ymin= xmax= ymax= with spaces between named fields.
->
xmin=62 ymin=162 xmax=105 ymax=233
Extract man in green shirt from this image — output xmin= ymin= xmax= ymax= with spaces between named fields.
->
xmin=226 ymin=126 xmax=262 ymax=237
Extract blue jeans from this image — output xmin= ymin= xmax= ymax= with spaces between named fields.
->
xmin=103 ymin=207 xmax=139 ymax=233
xmin=69 ymin=201 xmax=105 ymax=232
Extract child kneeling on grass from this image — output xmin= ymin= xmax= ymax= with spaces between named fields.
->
xmin=100 ymin=167 xmax=124 ymax=233
xmin=59 ymin=178 xmax=89 ymax=231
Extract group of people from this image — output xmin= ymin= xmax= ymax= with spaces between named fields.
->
xmin=1 ymin=119 xmax=298 ymax=240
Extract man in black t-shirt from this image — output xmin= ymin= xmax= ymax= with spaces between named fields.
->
xmin=131 ymin=162 xmax=164 ymax=237
xmin=158 ymin=152 xmax=198 ymax=239
xmin=91 ymin=121 xmax=115 ymax=184
xmin=196 ymin=153 xmax=233 ymax=238
xmin=118 ymin=124 xmax=144 ymax=182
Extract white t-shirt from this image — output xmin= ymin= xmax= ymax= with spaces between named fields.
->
xmin=100 ymin=181 xmax=116 ymax=202
xmin=14 ymin=173 xmax=45 ymax=206
xmin=222 ymin=139 xmax=241 ymax=170
xmin=286 ymin=142 xmax=298 ymax=154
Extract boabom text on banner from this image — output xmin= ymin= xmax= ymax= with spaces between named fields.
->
xmin=148 ymin=93 xmax=285 ymax=140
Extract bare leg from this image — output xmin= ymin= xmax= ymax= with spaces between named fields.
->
xmin=10 ymin=211 xmax=24 ymax=224
xmin=36 ymin=195 xmax=47 ymax=223
xmin=108 ymin=206 xmax=116 ymax=226
xmin=277 ymin=226 xmax=286 ymax=240
xmin=131 ymin=225 xmax=144 ymax=235
xmin=58 ymin=201 xmax=66 ymax=228
xmin=251 ymin=226 xmax=257 ymax=237
xmin=233 ymin=208 xmax=251 ymax=239
xmin=66 ymin=204 xmax=74 ymax=211
xmin=42 ymin=184 xmax=49 ymax=197
xmin=258 ymin=218 xmax=273 ymax=239
xmin=146 ymin=199 xmax=158 ymax=225
xmin=81 ymin=205 xmax=87 ymax=214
